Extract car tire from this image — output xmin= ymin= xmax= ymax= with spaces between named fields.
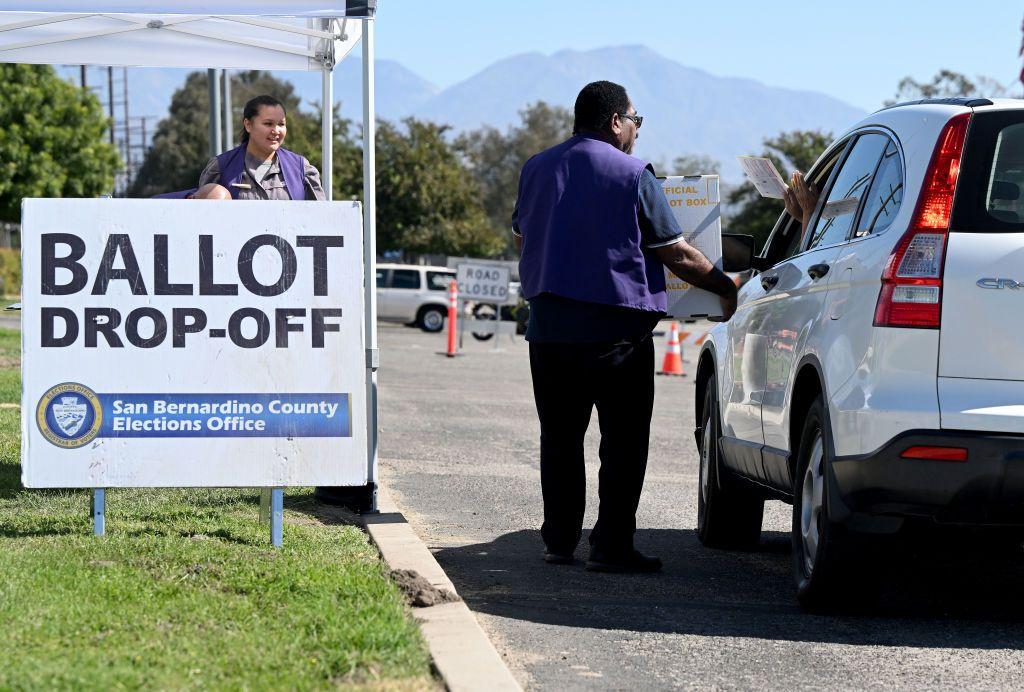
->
xmin=791 ymin=394 xmax=850 ymax=611
xmin=697 ymin=374 xmax=764 ymax=549
xmin=471 ymin=303 xmax=497 ymax=341
xmin=417 ymin=306 xmax=446 ymax=333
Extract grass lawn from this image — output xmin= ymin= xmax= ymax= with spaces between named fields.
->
xmin=0 ymin=329 xmax=434 ymax=690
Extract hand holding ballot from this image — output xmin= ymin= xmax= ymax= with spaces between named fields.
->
xmin=783 ymin=171 xmax=820 ymax=234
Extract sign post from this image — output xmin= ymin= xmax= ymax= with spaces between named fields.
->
xmin=21 ymin=199 xmax=368 ymax=545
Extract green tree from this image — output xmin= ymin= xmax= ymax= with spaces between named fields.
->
xmin=129 ymin=70 xmax=332 ymax=198
xmin=368 ymin=118 xmax=498 ymax=258
xmin=885 ymin=69 xmax=1011 ymax=106
xmin=0 ymin=64 xmax=120 ymax=222
xmin=726 ymin=130 xmax=831 ymax=252
xmin=457 ymin=102 xmax=573 ymax=254
xmin=669 ymin=153 xmax=721 ymax=177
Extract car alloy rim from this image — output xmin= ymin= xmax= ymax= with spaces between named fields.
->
xmin=700 ymin=418 xmax=711 ymax=506
xmin=424 ymin=311 xmax=443 ymax=329
xmin=800 ymin=434 xmax=825 ymax=576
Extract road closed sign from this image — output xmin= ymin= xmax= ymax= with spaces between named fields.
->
xmin=21 ymin=199 xmax=367 ymax=488
xmin=456 ymin=262 xmax=512 ymax=303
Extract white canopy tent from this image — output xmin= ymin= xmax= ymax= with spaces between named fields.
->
xmin=0 ymin=1 xmax=381 ymax=509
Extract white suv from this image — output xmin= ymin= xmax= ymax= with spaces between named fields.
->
xmin=695 ymin=98 xmax=1024 ymax=608
xmin=376 ymin=263 xmax=455 ymax=332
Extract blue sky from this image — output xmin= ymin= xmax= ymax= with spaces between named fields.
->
xmin=375 ymin=0 xmax=1024 ymax=111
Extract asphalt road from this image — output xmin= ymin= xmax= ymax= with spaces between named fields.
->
xmin=377 ymin=322 xmax=1024 ymax=690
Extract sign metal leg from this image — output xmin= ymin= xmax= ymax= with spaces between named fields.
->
xmin=270 ymin=488 xmax=283 ymax=547
xmin=259 ymin=488 xmax=271 ymax=524
xmin=92 ymin=488 xmax=105 ymax=536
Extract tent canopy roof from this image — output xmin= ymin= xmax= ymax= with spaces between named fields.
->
xmin=0 ymin=2 xmax=374 ymax=70
xmin=0 ymin=2 xmax=375 ymax=17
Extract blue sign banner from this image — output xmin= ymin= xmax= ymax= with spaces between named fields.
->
xmin=92 ymin=393 xmax=351 ymax=438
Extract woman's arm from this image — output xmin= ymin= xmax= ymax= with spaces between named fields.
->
xmin=197 ymin=157 xmax=220 ymax=189
xmin=302 ymin=158 xmax=327 ymax=200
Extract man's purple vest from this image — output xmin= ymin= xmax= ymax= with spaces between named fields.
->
xmin=517 ymin=135 xmax=667 ymax=312
xmin=151 ymin=144 xmax=306 ymax=199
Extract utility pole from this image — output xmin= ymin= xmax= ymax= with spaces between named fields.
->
xmin=80 ymin=65 xmax=86 ymax=91
xmin=122 ymin=66 xmax=131 ymax=177
xmin=207 ymin=69 xmax=222 ymax=157
xmin=222 ymin=70 xmax=233 ymax=149
xmin=107 ymin=66 xmax=115 ymax=146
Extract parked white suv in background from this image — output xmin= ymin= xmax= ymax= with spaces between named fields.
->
xmin=376 ymin=263 xmax=455 ymax=332
xmin=694 ymin=98 xmax=1024 ymax=608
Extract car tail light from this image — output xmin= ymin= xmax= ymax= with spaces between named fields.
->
xmin=874 ymin=112 xmax=971 ymax=328
xmin=900 ymin=445 xmax=968 ymax=462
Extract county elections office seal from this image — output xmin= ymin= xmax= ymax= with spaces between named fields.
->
xmin=36 ymin=383 xmax=102 ymax=448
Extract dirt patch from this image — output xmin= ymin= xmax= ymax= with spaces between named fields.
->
xmin=390 ymin=569 xmax=461 ymax=608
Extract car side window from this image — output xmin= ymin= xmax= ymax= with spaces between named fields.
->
xmin=807 ymin=133 xmax=888 ymax=251
xmin=391 ymin=269 xmax=422 ymax=289
xmin=759 ymin=145 xmax=845 ymax=267
xmin=427 ymin=271 xmax=454 ymax=291
xmin=855 ymin=141 xmax=903 ymax=237
xmin=376 ymin=269 xmax=389 ymax=288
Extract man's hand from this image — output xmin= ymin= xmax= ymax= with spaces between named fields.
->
xmin=656 ymin=239 xmax=739 ymax=322
xmin=708 ymin=288 xmax=737 ymax=322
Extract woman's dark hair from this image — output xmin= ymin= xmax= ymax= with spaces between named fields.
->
xmin=239 ymin=94 xmax=287 ymax=144
xmin=573 ymin=80 xmax=630 ymax=135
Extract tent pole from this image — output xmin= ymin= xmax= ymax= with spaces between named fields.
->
xmin=208 ymin=68 xmax=222 ymax=157
xmin=361 ymin=18 xmax=378 ymax=512
xmin=321 ymin=62 xmax=333 ymax=200
xmin=222 ymin=69 xmax=232 ymax=150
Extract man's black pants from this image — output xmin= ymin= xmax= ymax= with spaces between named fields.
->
xmin=528 ymin=334 xmax=655 ymax=555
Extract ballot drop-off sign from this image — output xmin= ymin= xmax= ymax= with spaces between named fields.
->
xmin=21 ymin=199 xmax=367 ymax=488
xmin=661 ymin=175 xmax=724 ymax=319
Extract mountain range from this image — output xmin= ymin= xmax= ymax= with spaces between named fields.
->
xmin=64 ymin=45 xmax=866 ymax=181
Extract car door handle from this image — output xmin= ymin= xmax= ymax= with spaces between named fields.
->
xmin=807 ymin=263 xmax=830 ymax=280
xmin=760 ymin=274 xmax=779 ymax=291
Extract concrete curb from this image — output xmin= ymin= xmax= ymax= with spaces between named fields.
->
xmin=363 ymin=485 xmax=521 ymax=692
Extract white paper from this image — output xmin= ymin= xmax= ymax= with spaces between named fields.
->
xmin=821 ymin=197 xmax=860 ymax=219
xmin=736 ymin=156 xmax=788 ymax=199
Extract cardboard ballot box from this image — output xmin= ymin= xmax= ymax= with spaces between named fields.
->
xmin=660 ymin=175 xmax=724 ymax=320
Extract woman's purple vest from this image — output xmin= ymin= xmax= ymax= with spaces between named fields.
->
xmin=217 ymin=144 xmax=306 ymax=200
xmin=516 ymin=135 xmax=667 ymax=313
xmin=152 ymin=144 xmax=306 ymax=200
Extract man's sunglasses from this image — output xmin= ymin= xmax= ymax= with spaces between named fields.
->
xmin=619 ymin=113 xmax=643 ymax=128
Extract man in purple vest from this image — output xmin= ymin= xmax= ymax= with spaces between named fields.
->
xmin=514 ymin=81 xmax=737 ymax=573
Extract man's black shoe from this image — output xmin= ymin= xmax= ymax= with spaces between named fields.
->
xmin=585 ymin=548 xmax=662 ymax=573
xmin=543 ymin=551 xmax=575 ymax=565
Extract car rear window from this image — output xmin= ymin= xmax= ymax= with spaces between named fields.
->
xmin=953 ymin=110 xmax=1024 ymax=232
xmin=426 ymin=271 xmax=454 ymax=291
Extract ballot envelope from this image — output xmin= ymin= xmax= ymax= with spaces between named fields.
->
xmin=659 ymin=175 xmax=725 ymax=320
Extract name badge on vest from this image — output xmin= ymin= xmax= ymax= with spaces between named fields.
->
xmin=230 ymin=182 xmax=252 ymax=190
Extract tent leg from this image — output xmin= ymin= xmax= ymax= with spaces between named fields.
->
xmin=208 ymin=68 xmax=222 ymax=156
xmin=322 ymin=62 xmax=333 ymax=199
xmin=361 ymin=18 xmax=378 ymax=513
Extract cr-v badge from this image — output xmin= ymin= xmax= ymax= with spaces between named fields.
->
xmin=977 ymin=278 xmax=1024 ymax=289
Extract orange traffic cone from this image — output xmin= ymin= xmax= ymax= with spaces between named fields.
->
xmin=657 ymin=321 xmax=686 ymax=377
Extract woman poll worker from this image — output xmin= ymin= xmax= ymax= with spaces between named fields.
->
xmin=192 ymin=94 xmax=326 ymax=201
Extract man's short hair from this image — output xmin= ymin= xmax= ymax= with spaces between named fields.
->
xmin=573 ymin=81 xmax=630 ymax=135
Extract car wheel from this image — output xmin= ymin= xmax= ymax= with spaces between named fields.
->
xmin=697 ymin=374 xmax=764 ymax=549
xmin=471 ymin=303 xmax=497 ymax=341
xmin=418 ymin=306 xmax=446 ymax=333
xmin=792 ymin=395 xmax=850 ymax=610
